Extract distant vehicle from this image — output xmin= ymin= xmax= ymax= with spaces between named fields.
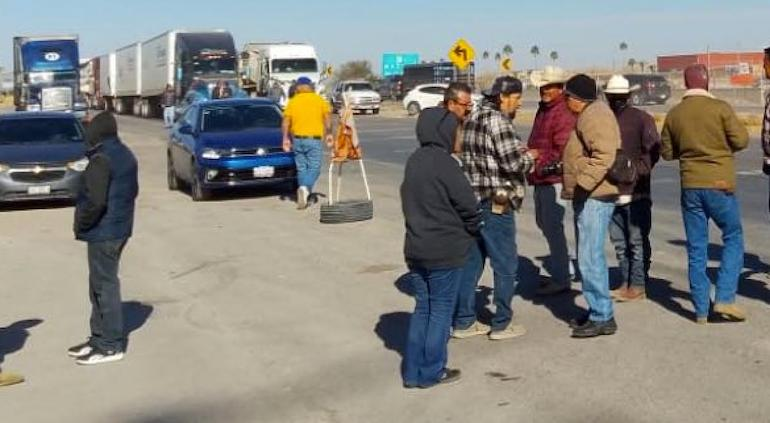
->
xmin=239 ymin=43 xmax=320 ymax=103
xmin=401 ymin=61 xmax=476 ymax=95
xmin=80 ymin=56 xmax=103 ymax=109
xmin=13 ymin=35 xmax=87 ymax=118
xmin=1 ymin=72 xmax=13 ymax=95
xmin=402 ymin=83 xmax=483 ymax=116
xmin=0 ymin=112 xmax=87 ymax=202
xmin=98 ymin=30 xmax=238 ymax=118
xmin=377 ymin=75 xmax=403 ymax=101
xmin=330 ymin=80 xmax=381 ymax=114
xmin=167 ymin=98 xmax=297 ymax=201
xmin=623 ymin=74 xmax=671 ymax=106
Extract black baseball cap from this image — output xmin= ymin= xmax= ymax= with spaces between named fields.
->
xmin=483 ymin=76 xmax=523 ymax=97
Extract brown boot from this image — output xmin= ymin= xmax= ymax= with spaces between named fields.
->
xmin=610 ymin=285 xmax=628 ymax=300
xmin=713 ymin=303 xmax=746 ymax=322
xmin=0 ymin=371 xmax=24 ymax=387
xmin=616 ymin=287 xmax=646 ymax=303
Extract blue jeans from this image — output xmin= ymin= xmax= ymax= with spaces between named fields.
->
xmin=574 ymin=198 xmax=615 ymax=322
xmin=454 ymin=202 xmax=518 ymax=331
xmin=681 ymin=189 xmax=744 ymax=318
xmin=534 ymin=184 xmax=571 ymax=285
xmin=88 ymin=238 xmax=128 ymax=352
xmin=292 ymin=138 xmax=323 ymax=191
xmin=609 ymin=199 xmax=652 ymax=288
xmin=403 ymin=267 xmax=461 ymax=387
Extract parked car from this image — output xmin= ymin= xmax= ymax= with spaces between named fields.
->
xmin=167 ymin=98 xmax=297 ymax=201
xmin=330 ymin=80 xmax=381 ymax=114
xmin=402 ymin=83 xmax=483 ymax=116
xmin=377 ymin=75 xmax=403 ymax=101
xmin=623 ymin=74 xmax=671 ymax=105
xmin=0 ymin=112 xmax=87 ymax=202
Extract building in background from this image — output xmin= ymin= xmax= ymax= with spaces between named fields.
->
xmin=658 ymin=51 xmax=764 ymax=86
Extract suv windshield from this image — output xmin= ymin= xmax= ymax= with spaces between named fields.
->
xmin=346 ymin=83 xmax=374 ymax=91
xmin=201 ymin=104 xmax=282 ymax=133
xmin=0 ymin=118 xmax=83 ymax=144
xmin=272 ymin=59 xmax=318 ymax=74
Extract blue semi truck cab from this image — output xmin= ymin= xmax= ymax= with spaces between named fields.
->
xmin=13 ymin=35 xmax=87 ymax=118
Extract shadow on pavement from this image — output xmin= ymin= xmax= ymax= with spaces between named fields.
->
xmin=646 ymin=277 xmax=695 ymax=322
xmin=0 ymin=199 xmax=74 ymax=213
xmin=123 ymin=301 xmax=153 ymax=351
xmin=0 ymin=319 xmax=43 ymax=367
xmin=668 ymin=239 xmax=770 ymax=305
xmin=518 ymin=256 xmax=585 ymax=326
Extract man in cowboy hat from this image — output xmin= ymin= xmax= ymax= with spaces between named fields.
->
xmin=604 ymin=75 xmax=660 ymax=303
xmin=527 ymin=66 xmax=577 ymax=296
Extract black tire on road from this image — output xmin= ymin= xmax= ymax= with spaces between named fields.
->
xmin=320 ymin=200 xmax=374 ymax=224
xmin=190 ymin=164 xmax=211 ymax=202
xmin=167 ymin=154 xmax=180 ymax=191
xmin=407 ymin=102 xmax=421 ymax=116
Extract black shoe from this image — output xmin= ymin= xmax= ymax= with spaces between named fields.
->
xmin=75 ymin=347 xmax=125 ymax=365
xmin=568 ymin=313 xmax=590 ymax=329
xmin=571 ymin=318 xmax=617 ymax=338
xmin=67 ymin=340 xmax=93 ymax=358
xmin=419 ymin=368 xmax=461 ymax=389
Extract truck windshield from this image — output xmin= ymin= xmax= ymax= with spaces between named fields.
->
xmin=0 ymin=118 xmax=83 ymax=144
xmin=193 ymin=58 xmax=237 ymax=76
xmin=201 ymin=104 xmax=282 ymax=133
xmin=271 ymin=59 xmax=318 ymax=74
xmin=346 ymin=83 xmax=374 ymax=91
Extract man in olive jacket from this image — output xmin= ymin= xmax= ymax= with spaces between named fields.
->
xmin=661 ymin=64 xmax=749 ymax=324
xmin=561 ymin=74 xmax=620 ymax=338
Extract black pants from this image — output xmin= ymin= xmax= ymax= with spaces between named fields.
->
xmin=87 ymin=238 xmax=128 ymax=352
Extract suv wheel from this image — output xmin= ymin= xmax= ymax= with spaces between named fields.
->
xmin=167 ymin=153 xmax=180 ymax=191
xmin=190 ymin=164 xmax=211 ymax=202
xmin=407 ymin=102 xmax=421 ymax=116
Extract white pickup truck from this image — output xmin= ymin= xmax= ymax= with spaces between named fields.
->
xmin=330 ymin=80 xmax=381 ymax=115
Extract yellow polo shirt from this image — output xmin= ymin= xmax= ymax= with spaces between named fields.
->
xmin=284 ymin=92 xmax=330 ymax=137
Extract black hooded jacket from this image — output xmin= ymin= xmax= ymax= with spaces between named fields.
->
xmin=400 ymin=108 xmax=481 ymax=269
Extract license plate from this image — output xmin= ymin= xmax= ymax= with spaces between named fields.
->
xmin=253 ymin=166 xmax=275 ymax=178
xmin=28 ymin=185 xmax=51 ymax=195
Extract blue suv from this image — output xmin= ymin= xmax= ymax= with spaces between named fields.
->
xmin=167 ymin=98 xmax=297 ymax=201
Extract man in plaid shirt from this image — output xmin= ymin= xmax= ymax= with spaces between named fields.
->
xmin=452 ymin=76 xmax=538 ymax=341
xmin=762 ymin=47 xmax=770 ymax=214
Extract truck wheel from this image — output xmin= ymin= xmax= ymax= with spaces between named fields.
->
xmin=320 ymin=200 xmax=374 ymax=224
xmin=190 ymin=163 xmax=211 ymax=201
xmin=373 ymin=109 xmax=380 ymax=115
xmin=407 ymin=102 xmax=421 ymax=116
xmin=114 ymin=99 xmax=124 ymax=114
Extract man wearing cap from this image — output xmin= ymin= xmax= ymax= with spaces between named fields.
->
xmin=661 ymin=64 xmax=749 ymax=324
xmin=452 ymin=76 xmax=537 ymax=341
xmin=282 ymin=76 xmax=333 ymax=209
xmin=604 ymin=75 xmax=660 ymax=303
xmin=562 ymin=74 xmax=620 ymax=338
xmin=527 ymin=66 xmax=577 ymax=296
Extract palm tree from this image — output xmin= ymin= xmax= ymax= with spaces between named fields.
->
xmin=549 ymin=51 xmax=559 ymax=63
xmin=619 ymin=42 xmax=628 ymax=52
xmin=627 ymin=58 xmax=637 ymax=71
xmin=482 ymin=51 xmax=490 ymax=61
xmin=648 ymin=64 xmax=656 ymax=73
xmin=530 ymin=45 xmax=540 ymax=68
xmin=502 ymin=44 xmax=513 ymax=57
xmin=638 ymin=60 xmax=646 ymax=73
xmin=494 ymin=52 xmax=502 ymax=63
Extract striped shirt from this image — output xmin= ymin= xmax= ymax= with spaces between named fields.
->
xmin=460 ymin=105 xmax=534 ymax=209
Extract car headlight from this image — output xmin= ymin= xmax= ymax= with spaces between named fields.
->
xmin=201 ymin=148 xmax=221 ymax=159
xmin=67 ymin=157 xmax=89 ymax=172
xmin=0 ymin=164 xmax=9 ymax=172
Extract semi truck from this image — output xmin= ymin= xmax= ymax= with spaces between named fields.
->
xmin=401 ymin=61 xmax=476 ymax=95
xmin=99 ymin=30 xmax=238 ymax=118
xmin=239 ymin=43 xmax=321 ymax=100
xmin=12 ymin=35 xmax=87 ymax=118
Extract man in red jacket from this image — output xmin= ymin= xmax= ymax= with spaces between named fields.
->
xmin=528 ymin=67 xmax=577 ymax=295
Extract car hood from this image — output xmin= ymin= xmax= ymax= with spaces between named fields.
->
xmin=0 ymin=142 xmax=85 ymax=165
xmin=198 ymin=128 xmax=283 ymax=149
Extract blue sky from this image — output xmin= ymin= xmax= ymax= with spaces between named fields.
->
xmin=1 ymin=0 xmax=768 ymax=74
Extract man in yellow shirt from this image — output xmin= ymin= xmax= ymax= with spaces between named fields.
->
xmin=282 ymin=76 xmax=333 ymax=209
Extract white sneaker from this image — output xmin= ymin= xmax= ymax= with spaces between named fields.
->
xmin=76 ymin=348 xmax=125 ymax=365
xmin=296 ymin=186 xmax=308 ymax=210
xmin=451 ymin=322 xmax=491 ymax=339
xmin=488 ymin=323 xmax=527 ymax=341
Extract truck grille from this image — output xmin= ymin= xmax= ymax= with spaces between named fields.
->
xmin=210 ymin=166 xmax=296 ymax=183
xmin=10 ymin=169 xmax=66 ymax=183
xmin=224 ymin=147 xmax=284 ymax=157
xmin=41 ymin=87 xmax=73 ymax=111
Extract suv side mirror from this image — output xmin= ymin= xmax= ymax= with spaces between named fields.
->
xmin=179 ymin=124 xmax=194 ymax=135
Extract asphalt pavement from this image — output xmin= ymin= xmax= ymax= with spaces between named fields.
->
xmin=1 ymin=112 xmax=770 ymax=422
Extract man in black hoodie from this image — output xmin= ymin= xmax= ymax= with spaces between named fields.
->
xmin=400 ymin=107 xmax=481 ymax=389
xmin=68 ymin=112 xmax=139 ymax=366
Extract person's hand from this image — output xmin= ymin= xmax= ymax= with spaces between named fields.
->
xmin=325 ymin=134 xmax=334 ymax=148
xmin=282 ymin=138 xmax=292 ymax=153
xmin=527 ymin=149 xmax=540 ymax=160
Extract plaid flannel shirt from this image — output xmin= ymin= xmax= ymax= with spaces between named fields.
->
xmin=461 ymin=105 xmax=534 ymax=210
xmin=762 ymin=92 xmax=770 ymax=157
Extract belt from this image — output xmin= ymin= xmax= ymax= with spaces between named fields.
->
xmin=294 ymin=135 xmax=322 ymax=140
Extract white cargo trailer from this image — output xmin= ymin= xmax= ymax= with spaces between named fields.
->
xmin=113 ymin=42 xmax=142 ymax=115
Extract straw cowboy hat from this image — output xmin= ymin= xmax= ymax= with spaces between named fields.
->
xmin=603 ymin=74 xmax=641 ymax=95
xmin=529 ymin=66 xmax=570 ymax=88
